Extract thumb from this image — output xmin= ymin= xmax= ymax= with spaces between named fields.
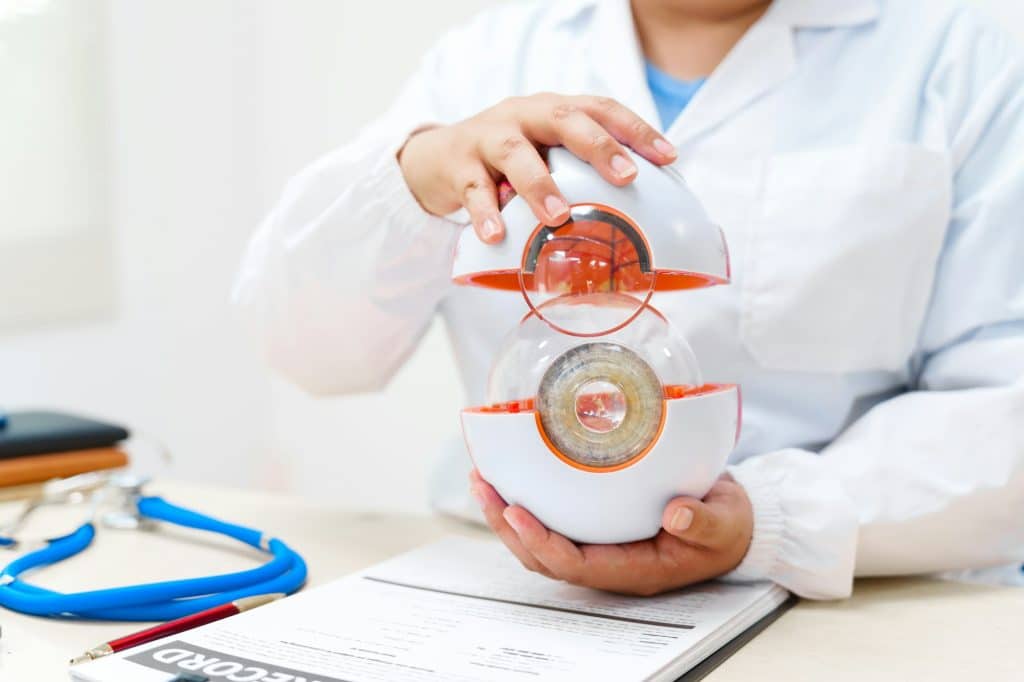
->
xmin=661 ymin=497 xmax=726 ymax=549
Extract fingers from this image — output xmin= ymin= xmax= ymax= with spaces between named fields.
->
xmin=525 ymin=101 xmax=638 ymax=187
xmin=469 ymin=470 xmax=552 ymax=577
xmin=503 ymin=508 xmax=684 ymax=596
xmin=481 ymin=469 xmax=751 ymax=595
xmin=661 ymin=497 xmax=729 ymax=549
xmin=502 ymin=505 xmax=590 ymax=582
xmin=479 ymin=133 xmax=569 ymax=226
xmin=455 ymin=166 xmax=504 ymax=244
xmin=502 ymin=507 xmax=644 ymax=593
xmin=406 ymin=95 xmax=673 ymax=245
xmin=575 ymin=95 xmax=677 ymax=165
xmin=456 ymin=94 xmax=672 ymax=231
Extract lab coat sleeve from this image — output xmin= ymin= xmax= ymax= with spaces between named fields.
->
xmin=724 ymin=16 xmax=1024 ymax=599
xmin=231 ymin=44 xmax=464 ymax=395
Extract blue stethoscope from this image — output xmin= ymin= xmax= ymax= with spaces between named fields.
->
xmin=0 ymin=473 xmax=306 ymax=621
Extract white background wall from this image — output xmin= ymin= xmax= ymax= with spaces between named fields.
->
xmin=0 ymin=0 xmax=493 ymax=513
xmin=1 ymin=0 xmax=1021 ymax=515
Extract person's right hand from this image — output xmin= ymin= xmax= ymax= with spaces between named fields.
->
xmin=398 ymin=93 xmax=677 ymax=244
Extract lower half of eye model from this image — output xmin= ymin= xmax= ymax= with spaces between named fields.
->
xmin=536 ymin=342 xmax=664 ymax=469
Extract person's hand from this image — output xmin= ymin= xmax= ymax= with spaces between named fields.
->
xmin=398 ymin=93 xmax=677 ymax=244
xmin=469 ymin=468 xmax=753 ymax=596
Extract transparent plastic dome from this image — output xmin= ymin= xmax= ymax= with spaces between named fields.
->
xmin=486 ymin=295 xmax=703 ymax=468
xmin=488 ymin=295 xmax=701 ymax=404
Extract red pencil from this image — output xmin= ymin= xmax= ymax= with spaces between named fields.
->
xmin=69 ymin=593 xmax=285 ymax=665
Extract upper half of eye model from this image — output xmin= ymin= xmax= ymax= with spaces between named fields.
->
xmin=451 ymin=147 xmax=730 ymax=336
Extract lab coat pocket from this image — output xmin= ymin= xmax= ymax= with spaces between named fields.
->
xmin=741 ymin=144 xmax=952 ymax=373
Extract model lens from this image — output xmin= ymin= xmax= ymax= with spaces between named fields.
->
xmin=574 ymin=380 xmax=627 ymax=434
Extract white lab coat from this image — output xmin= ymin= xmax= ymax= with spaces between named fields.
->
xmin=234 ymin=0 xmax=1024 ymax=599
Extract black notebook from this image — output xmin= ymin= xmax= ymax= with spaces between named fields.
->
xmin=0 ymin=410 xmax=129 ymax=459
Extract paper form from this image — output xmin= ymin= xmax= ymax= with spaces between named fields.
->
xmin=72 ymin=537 xmax=789 ymax=682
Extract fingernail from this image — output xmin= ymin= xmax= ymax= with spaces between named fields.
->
xmin=503 ymin=507 xmax=525 ymax=534
xmin=480 ymin=217 xmax=501 ymax=242
xmin=544 ymin=195 xmax=569 ymax=221
xmin=610 ymin=154 xmax=636 ymax=179
xmin=470 ymin=484 xmax=486 ymax=508
xmin=653 ymin=138 xmax=677 ymax=158
xmin=670 ymin=508 xmax=693 ymax=532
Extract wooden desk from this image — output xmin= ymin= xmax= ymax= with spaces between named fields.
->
xmin=1 ymin=480 xmax=1020 ymax=681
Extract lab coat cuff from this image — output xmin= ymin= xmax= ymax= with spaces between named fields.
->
xmin=720 ymin=449 xmax=858 ymax=600
xmin=721 ymin=459 xmax=786 ymax=583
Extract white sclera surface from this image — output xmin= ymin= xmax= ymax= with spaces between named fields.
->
xmin=464 ymin=386 xmax=740 ymax=544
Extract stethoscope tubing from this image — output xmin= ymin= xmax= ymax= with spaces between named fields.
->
xmin=0 ymin=496 xmax=306 ymax=621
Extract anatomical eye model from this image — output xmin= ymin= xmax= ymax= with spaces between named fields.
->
xmin=453 ymin=148 xmax=740 ymax=545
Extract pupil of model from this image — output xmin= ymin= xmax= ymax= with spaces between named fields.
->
xmin=574 ymin=379 xmax=627 ymax=434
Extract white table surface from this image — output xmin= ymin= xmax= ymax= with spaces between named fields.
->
xmin=1 ymin=479 xmax=1021 ymax=682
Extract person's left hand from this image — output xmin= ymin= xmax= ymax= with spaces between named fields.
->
xmin=469 ymin=469 xmax=754 ymax=596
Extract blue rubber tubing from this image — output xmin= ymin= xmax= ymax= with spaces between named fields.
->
xmin=0 ymin=496 xmax=307 ymax=620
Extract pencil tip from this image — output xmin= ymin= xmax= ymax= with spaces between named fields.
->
xmin=233 ymin=592 xmax=287 ymax=611
xmin=70 ymin=644 xmax=113 ymax=666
